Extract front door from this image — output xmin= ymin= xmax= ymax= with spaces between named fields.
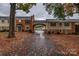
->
xmin=17 ymin=24 xmax=22 ymax=32
xmin=75 ymin=25 xmax=79 ymax=34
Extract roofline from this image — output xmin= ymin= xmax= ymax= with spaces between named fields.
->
xmin=0 ymin=15 xmax=34 ymax=18
xmin=46 ymin=19 xmax=79 ymax=20
xmin=46 ymin=19 xmax=79 ymax=22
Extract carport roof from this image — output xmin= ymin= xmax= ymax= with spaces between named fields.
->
xmin=46 ymin=19 xmax=79 ymax=22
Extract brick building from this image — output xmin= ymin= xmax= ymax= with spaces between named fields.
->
xmin=46 ymin=19 xmax=79 ymax=34
xmin=0 ymin=15 xmax=35 ymax=32
xmin=16 ymin=15 xmax=34 ymax=32
xmin=0 ymin=15 xmax=79 ymax=34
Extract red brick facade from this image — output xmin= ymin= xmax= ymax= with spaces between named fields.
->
xmin=30 ymin=15 xmax=34 ymax=33
xmin=16 ymin=15 xmax=35 ymax=32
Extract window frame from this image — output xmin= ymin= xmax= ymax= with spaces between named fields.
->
xmin=64 ymin=22 xmax=70 ymax=26
xmin=1 ymin=20 xmax=5 ymax=23
xmin=59 ymin=22 xmax=62 ymax=26
xmin=50 ymin=22 xmax=56 ymax=26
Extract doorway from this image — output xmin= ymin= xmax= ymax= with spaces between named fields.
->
xmin=75 ymin=25 xmax=79 ymax=34
xmin=17 ymin=24 xmax=22 ymax=32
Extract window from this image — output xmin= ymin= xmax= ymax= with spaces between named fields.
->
xmin=26 ymin=26 xmax=30 ymax=30
xmin=26 ymin=21 xmax=30 ymax=24
xmin=59 ymin=23 xmax=62 ymax=26
xmin=64 ymin=22 xmax=69 ymax=26
xmin=2 ymin=20 xmax=5 ymax=23
xmin=50 ymin=22 xmax=56 ymax=26
xmin=26 ymin=27 xmax=29 ymax=29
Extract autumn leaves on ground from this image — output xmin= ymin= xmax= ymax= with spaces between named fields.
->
xmin=0 ymin=32 xmax=32 ymax=55
xmin=46 ymin=34 xmax=79 ymax=55
xmin=0 ymin=32 xmax=79 ymax=56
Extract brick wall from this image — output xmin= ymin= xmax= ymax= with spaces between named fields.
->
xmin=16 ymin=18 xmax=26 ymax=32
xmin=16 ymin=15 xmax=35 ymax=32
xmin=30 ymin=15 xmax=35 ymax=33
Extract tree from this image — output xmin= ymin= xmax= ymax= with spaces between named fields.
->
xmin=53 ymin=4 xmax=65 ymax=19
xmin=8 ymin=3 xmax=36 ymax=38
xmin=64 ymin=3 xmax=74 ymax=18
xmin=44 ymin=3 xmax=65 ymax=19
xmin=16 ymin=3 xmax=36 ymax=12
xmin=44 ymin=3 xmax=75 ymax=20
xmin=8 ymin=3 xmax=16 ymax=38
xmin=73 ymin=3 xmax=79 ymax=13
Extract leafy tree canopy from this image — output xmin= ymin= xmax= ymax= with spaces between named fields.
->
xmin=16 ymin=3 xmax=36 ymax=13
xmin=44 ymin=3 xmax=79 ymax=20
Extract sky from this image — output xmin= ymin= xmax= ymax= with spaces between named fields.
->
xmin=0 ymin=3 xmax=55 ymax=20
xmin=0 ymin=3 xmax=79 ymax=20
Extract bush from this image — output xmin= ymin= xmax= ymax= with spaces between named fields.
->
xmin=0 ymin=29 xmax=9 ymax=32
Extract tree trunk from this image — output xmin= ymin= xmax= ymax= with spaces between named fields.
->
xmin=8 ymin=3 xmax=16 ymax=38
